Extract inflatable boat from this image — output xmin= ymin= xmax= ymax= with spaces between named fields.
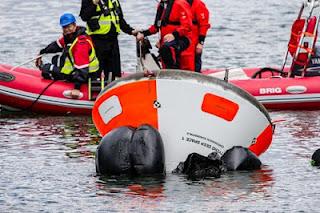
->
xmin=200 ymin=0 xmax=320 ymax=110
xmin=0 ymin=64 xmax=94 ymax=115
xmin=92 ymin=70 xmax=274 ymax=171
xmin=1 ymin=63 xmax=320 ymax=115
xmin=203 ymin=67 xmax=320 ymax=110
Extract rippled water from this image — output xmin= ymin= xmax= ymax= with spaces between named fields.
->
xmin=1 ymin=0 xmax=320 ymax=212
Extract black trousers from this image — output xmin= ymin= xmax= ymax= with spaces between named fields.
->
xmin=195 ymin=53 xmax=202 ymax=73
xmin=92 ymin=36 xmax=121 ymax=80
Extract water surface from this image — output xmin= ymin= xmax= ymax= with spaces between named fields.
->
xmin=1 ymin=0 xmax=320 ymax=212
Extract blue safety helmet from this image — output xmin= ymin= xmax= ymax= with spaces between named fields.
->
xmin=59 ymin=13 xmax=76 ymax=27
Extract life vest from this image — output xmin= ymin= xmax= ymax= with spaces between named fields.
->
xmin=86 ymin=0 xmax=121 ymax=35
xmin=289 ymin=16 xmax=318 ymax=67
xmin=154 ymin=1 xmax=169 ymax=28
xmin=156 ymin=0 xmax=185 ymax=27
xmin=288 ymin=19 xmax=306 ymax=56
xmin=154 ymin=0 xmax=192 ymax=40
xmin=61 ymin=37 xmax=99 ymax=75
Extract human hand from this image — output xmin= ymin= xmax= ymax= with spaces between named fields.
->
xmin=136 ymin=32 xmax=144 ymax=41
xmin=71 ymin=89 xmax=81 ymax=99
xmin=196 ymin=43 xmax=203 ymax=54
xmin=155 ymin=40 xmax=160 ymax=48
xmin=131 ymin=29 xmax=140 ymax=36
xmin=163 ymin=34 xmax=175 ymax=43
xmin=35 ymin=55 xmax=43 ymax=68
xmin=92 ymin=0 xmax=99 ymax=5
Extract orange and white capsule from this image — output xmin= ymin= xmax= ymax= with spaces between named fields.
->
xmin=92 ymin=70 xmax=274 ymax=171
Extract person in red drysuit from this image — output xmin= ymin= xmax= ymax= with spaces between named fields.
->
xmin=185 ymin=0 xmax=210 ymax=72
xmin=136 ymin=0 xmax=194 ymax=71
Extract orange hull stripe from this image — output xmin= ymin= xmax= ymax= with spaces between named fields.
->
xmin=249 ymin=124 xmax=273 ymax=156
xmin=92 ymin=80 xmax=158 ymax=136
xmin=201 ymin=93 xmax=239 ymax=122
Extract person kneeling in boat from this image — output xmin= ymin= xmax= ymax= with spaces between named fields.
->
xmin=136 ymin=0 xmax=194 ymax=71
xmin=291 ymin=45 xmax=320 ymax=77
xmin=35 ymin=13 xmax=99 ymax=98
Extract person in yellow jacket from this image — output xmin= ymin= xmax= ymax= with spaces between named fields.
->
xmin=36 ymin=13 xmax=99 ymax=98
xmin=80 ymin=0 xmax=137 ymax=81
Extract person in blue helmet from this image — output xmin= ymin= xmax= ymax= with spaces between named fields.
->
xmin=35 ymin=13 xmax=99 ymax=98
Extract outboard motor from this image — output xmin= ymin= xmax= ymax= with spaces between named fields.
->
xmin=311 ymin=148 xmax=320 ymax=166
xmin=173 ymin=152 xmax=224 ymax=180
xmin=173 ymin=146 xmax=262 ymax=180
xmin=96 ymin=124 xmax=165 ymax=176
xmin=221 ymin=146 xmax=261 ymax=171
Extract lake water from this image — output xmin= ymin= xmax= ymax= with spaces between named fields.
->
xmin=1 ymin=0 xmax=320 ymax=212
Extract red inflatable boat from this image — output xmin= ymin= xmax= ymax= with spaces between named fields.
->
xmin=1 ymin=63 xmax=320 ymax=115
xmin=0 ymin=64 xmax=94 ymax=115
xmin=203 ymin=67 xmax=320 ymax=110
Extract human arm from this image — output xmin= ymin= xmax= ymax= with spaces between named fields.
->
xmin=136 ymin=22 xmax=159 ymax=41
xmin=141 ymin=25 xmax=159 ymax=37
xmin=196 ymin=1 xmax=210 ymax=54
xmin=80 ymin=0 xmax=101 ymax=21
xmin=137 ymin=2 xmax=164 ymax=40
xmin=35 ymin=38 xmax=64 ymax=67
xmin=39 ymin=39 xmax=63 ymax=55
xmin=116 ymin=2 xmax=136 ymax=35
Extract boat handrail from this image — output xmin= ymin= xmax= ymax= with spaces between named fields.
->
xmin=304 ymin=0 xmax=320 ymax=10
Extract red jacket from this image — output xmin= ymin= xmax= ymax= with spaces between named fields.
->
xmin=57 ymin=34 xmax=92 ymax=69
xmin=40 ymin=27 xmax=93 ymax=70
xmin=145 ymin=0 xmax=193 ymax=43
xmin=189 ymin=0 xmax=210 ymax=45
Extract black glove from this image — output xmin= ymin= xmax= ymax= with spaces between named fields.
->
xmin=72 ymin=68 xmax=89 ymax=89
xmin=40 ymin=63 xmax=54 ymax=80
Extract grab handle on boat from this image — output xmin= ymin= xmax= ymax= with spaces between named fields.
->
xmin=304 ymin=0 xmax=320 ymax=9
xmin=224 ymin=68 xmax=229 ymax=82
xmin=9 ymin=54 xmax=44 ymax=72
xmin=138 ymin=40 xmax=147 ymax=73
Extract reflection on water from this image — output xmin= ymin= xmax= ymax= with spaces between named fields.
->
xmin=202 ymin=167 xmax=274 ymax=199
xmin=1 ymin=107 xmax=320 ymax=211
xmin=271 ymin=111 xmax=320 ymax=160
xmin=92 ymin=168 xmax=274 ymax=212
xmin=283 ymin=111 xmax=320 ymax=139
xmin=0 ymin=113 xmax=280 ymax=212
xmin=0 ymin=114 xmax=100 ymax=159
xmin=96 ymin=176 xmax=165 ymax=198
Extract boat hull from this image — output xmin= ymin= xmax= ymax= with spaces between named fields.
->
xmin=0 ymin=64 xmax=93 ymax=115
xmin=92 ymin=70 xmax=273 ymax=170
